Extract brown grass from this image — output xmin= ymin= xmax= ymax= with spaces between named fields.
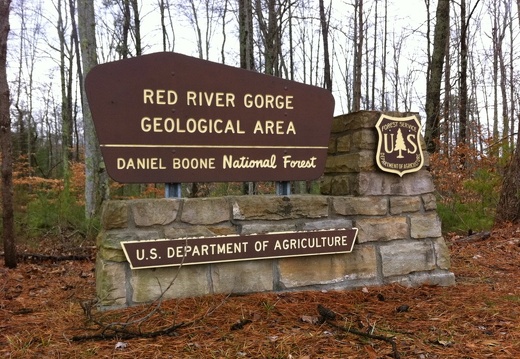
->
xmin=1 ymin=225 xmax=519 ymax=358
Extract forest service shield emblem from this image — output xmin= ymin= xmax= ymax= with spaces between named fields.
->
xmin=375 ymin=114 xmax=424 ymax=177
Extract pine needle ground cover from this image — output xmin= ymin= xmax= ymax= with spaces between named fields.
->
xmin=1 ymin=225 xmax=519 ymax=358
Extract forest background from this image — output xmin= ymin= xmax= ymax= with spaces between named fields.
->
xmin=2 ymin=0 xmax=520 ymax=269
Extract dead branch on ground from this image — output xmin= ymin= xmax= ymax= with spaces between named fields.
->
xmin=317 ymin=304 xmax=401 ymax=359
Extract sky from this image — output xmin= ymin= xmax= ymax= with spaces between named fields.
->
xmin=6 ymin=0 xmax=435 ymax=122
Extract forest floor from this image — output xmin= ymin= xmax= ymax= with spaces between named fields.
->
xmin=1 ymin=224 xmax=519 ymax=359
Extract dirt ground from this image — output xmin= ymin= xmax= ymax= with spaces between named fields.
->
xmin=1 ymin=224 xmax=519 ymax=359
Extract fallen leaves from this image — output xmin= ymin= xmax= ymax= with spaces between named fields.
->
xmin=1 ymin=225 xmax=520 ymax=358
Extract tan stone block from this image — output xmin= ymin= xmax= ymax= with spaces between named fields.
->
xmin=421 ymin=193 xmax=438 ymax=211
xmin=131 ymin=199 xmax=180 ymax=227
xmin=331 ymin=111 xmax=381 ymax=133
xmin=319 ymin=175 xmax=333 ymax=195
xmin=328 ymin=136 xmax=337 ymax=154
xmin=356 ymin=216 xmax=408 ymax=243
xmin=240 ymin=223 xmax=296 ymax=235
xmin=101 ymin=201 xmax=128 ymax=230
xmin=131 ymin=265 xmax=210 ymax=303
xmin=181 ymin=197 xmax=230 ymax=224
xmin=336 ymin=134 xmax=351 ymax=153
xmin=278 ymin=246 xmax=377 ymax=288
xmin=327 ymin=174 xmax=356 ymax=196
xmin=211 ymin=260 xmax=274 ymax=294
xmin=96 ymin=258 xmax=127 ymax=307
xmin=380 ymin=240 xmax=436 ymax=277
xmin=432 ymin=237 xmax=451 ymax=270
xmin=333 ymin=196 xmax=388 ymax=216
xmin=232 ymin=195 xmax=328 ymax=220
xmin=101 ymin=230 xmax=160 ymax=249
xmin=164 ymin=226 xmax=218 ymax=238
xmin=410 ymin=212 xmax=442 ymax=239
xmin=357 ymin=170 xmax=435 ymax=196
xmin=302 ymin=218 xmax=354 ymax=231
xmin=325 ymin=153 xmax=359 ymax=173
xmin=390 ymin=196 xmax=422 ymax=214
xmin=350 ymin=129 xmax=377 ymax=151
xmin=325 ymin=152 xmax=375 ymax=173
xmin=98 ymin=247 xmax=127 ymax=262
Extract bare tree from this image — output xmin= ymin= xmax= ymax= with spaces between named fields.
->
xmin=507 ymin=0 xmax=514 ymax=149
xmin=458 ymin=0 xmax=468 ymax=147
xmin=130 ymin=0 xmax=141 ymax=55
xmin=239 ymin=0 xmax=254 ymax=70
xmin=0 ymin=0 xmax=15 ymax=268
xmin=495 ymin=0 xmax=520 ymax=224
xmin=55 ymin=0 xmax=74 ymax=177
xmin=157 ymin=0 xmax=175 ymax=51
xmin=78 ymin=0 xmax=108 ymax=218
xmin=424 ymin=0 xmax=450 ymax=153
xmin=11 ymin=0 xmax=41 ymax=170
xmin=255 ymin=0 xmax=277 ymax=75
xmin=370 ymin=0 xmax=378 ymax=109
xmin=319 ymin=0 xmax=331 ymax=91
xmin=352 ymin=0 xmax=363 ymax=111
xmin=380 ymin=0 xmax=388 ymax=110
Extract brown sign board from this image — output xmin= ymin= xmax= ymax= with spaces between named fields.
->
xmin=121 ymin=228 xmax=358 ymax=269
xmin=375 ymin=114 xmax=424 ymax=177
xmin=85 ymin=52 xmax=335 ymax=183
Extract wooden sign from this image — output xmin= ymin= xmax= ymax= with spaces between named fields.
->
xmin=121 ymin=228 xmax=358 ymax=269
xmin=85 ymin=52 xmax=335 ymax=183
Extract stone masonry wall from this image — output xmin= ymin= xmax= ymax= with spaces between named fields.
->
xmin=96 ymin=111 xmax=455 ymax=309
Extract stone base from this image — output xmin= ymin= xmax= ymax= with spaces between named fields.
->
xmin=96 ymin=194 xmax=454 ymax=309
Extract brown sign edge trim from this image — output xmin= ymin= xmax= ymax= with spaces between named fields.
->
xmin=121 ymin=228 xmax=358 ymax=270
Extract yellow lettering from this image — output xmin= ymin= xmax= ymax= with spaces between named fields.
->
xmin=143 ymin=89 xmax=153 ymax=104
xmin=253 ymin=121 xmax=263 ymax=134
xmin=141 ymin=117 xmax=151 ymax=132
xmin=253 ymin=120 xmax=296 ymax=135
xmin=286 ymin=121 xmax=296 ymax=134
xmin=243 ymin=93 xmax=294 ymax=109
xmin=156 ymin=89 xmax=166 ymax=104
xmin=186 ymin=91 xmax=236 ymax=107
xmin=143 ymin=89 xmax=178 ymax=104
xmin=186 ymin=91 xmax=196 ymax=106
xmin=226 ymin=93 xmax=236 ymax=107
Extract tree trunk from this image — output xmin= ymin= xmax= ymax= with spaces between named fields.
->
xmin=0 ymin=0 xmax=15 ymax=268
xmin=255 ymin=0 xmax=279 ymax=76
xmin=240 ymin=0 xmax=257 ymax=195
xmin=319 ymin=0 xmax=332 ymax=91
xmin=57 ymin=0 xmax=73 ymax=177
xmin=458 ymin=0 xmax=467 ymax=148
xmin=69 ymin=0 xmax=82 ymax=162
xmin=492 ymin=4 xmax=499 ymax=141
xmin=130 ymin=0 xmax=141 ymax=56
xmin=495 ymin=0 xmax=520 ymax=224
xmin=120 ymin=0 xmax=130 ymax=58
xmin=508 ymin=3 xmax=515 ymax=149
xmin=189 ymin=0 xmax=203 ymax=59
xmin=381 ymin=0 xmax=387 ymax=110
xmin=424 ymin=0 xmax=449 ymax=153
xmin=78 ymin=0 xmax=107 ymax=219
xmin=221 ymin=0 xmax=228 ymax=63
xmin=239 ymin=0 xmax=254 ymax=70
xmin=352 ymin=0 xmax=363 ymax=111
xmin=370 ymin=0 xmax=378 ymax=109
